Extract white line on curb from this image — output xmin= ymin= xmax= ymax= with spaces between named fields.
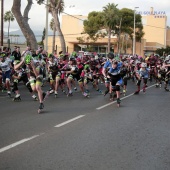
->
xmin=96 ymin=84 xmax=156 ymax=110
xmin=55 ymin=115 xmax=85 ymax=127
xmin=0 ymin=134 xmax=41 ymax=154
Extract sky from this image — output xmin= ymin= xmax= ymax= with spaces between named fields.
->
xmin=3 ymin=0 xmax=170 ymax=33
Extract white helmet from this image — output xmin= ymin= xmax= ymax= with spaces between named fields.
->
xmin=95 ymin=55 xmax=98 ymax=60
xmin=141 ymin=62 xmax=147 ymax=68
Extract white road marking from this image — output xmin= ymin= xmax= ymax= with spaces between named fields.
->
xmin=96 ymin=84 xmax=156 ymax=110
xmin=0 ymin=134 xmax=41 ymax=153
xmin=55 ymin=115 xmax=85 ymax=127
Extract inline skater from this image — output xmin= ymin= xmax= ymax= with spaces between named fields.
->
xmin=47 ymin=53 xmax=62 ymax=97
xmin=0 ymin=52 xmax=12 ymax=97
xmin=65 ymin=57 xmax=88 ymax=97
xmin=15 ymin=56 xmax=49 ymax=113
xmin=134 ymin=62 xmax=149 ymax=94
xmin=107 ymin=59 xmax=123 ymax=107
xmin=88 ymin=55 xmax=103 ymax=94
xmin=102 ymin=53 xmax=114 ymax=97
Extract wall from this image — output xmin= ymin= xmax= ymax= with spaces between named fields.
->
xmin=142 ymin=14 xmax=167 ymax=46
xmin=166 ymin=28 xmax=170 ymax=46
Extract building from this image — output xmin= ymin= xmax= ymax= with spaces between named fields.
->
xmin=141 ymin=7 xmax=170 ymax=54
xmin=47 ymin=8 xmax=170 ymax=56
xmin=48 ymin=15 xmax=117 ymax=55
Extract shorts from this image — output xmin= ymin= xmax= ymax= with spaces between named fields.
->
xmin=2 ymin=70 xmax=11 ymax=83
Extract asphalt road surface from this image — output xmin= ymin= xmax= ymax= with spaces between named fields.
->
xmin=0 ymin=81 xmax=170 ymax=170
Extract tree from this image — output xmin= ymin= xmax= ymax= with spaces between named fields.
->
xmin=37 ymin=0 xmax=66 ymax=53
xmin=156 ymin=46 xmax=170 ymax=56
xmin=120 ymin=8 xmax=144 ymax=51
xmin=83 ymin=11 xmax=104 ymax=40
xmin=4 ymin=11 xmax=15 ymax=39
xmin=103 ymin=3 xmax=120 ymax=53
xmin=83 ymin=3 xmax=120 ymax=53
xmin=12 ymin=0 xmax=38 ymax=50
xmin=50 ymin=18 xmax=56 ymax=53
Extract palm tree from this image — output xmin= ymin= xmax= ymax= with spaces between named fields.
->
xmin=50 ymin=18 xmax=56 ymax=53
xmin=4 ymin=11 xmax=15 ymax=48
xmin=103 ymin=3 xmax=120 ymax=53
xmin=4 ymin=11 xmax=15 ymax=38
xmin=12 ymin=0 xmax=38 ymax=50
xmin=49 ymin=0 xmax=66 ymax=53
xmin=37 ymin=0 xmax=66 ymax=53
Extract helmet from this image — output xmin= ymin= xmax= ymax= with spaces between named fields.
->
xmin=48 ymin=53 xmax=54 ymax=58
xmin=13 ymin=60 xmax=20 ymax=65
xmin=69 ymin=57 xmax=75 ymax=61
xmin=0 ymin=52 xmax=6 ymax=58
xmin=84 ymin=64 xmax=90 ymax=70
xmin=76 ymin=58 xmax=81 ymax=62
xmin=33 ymin=59 xmax=40 ymax=64
xmin=25 ymin=55 xmax=33 ymax=64
xmin=141 ymin=62 xmax=147 ymax=68
xmin=37 ymin=54 xmax=42 ymax=59
xmin=95 ymin=55 xmax=98 ymax=60
xmin=72 ymin=51 xmax=77 ymax=57
xmin=25 ymin=51 xmax=32 ymax=56
xmin=165 ymin=55 xmax=170 ymax=61
xmin=107 ymin=53 xmax=114 ymax=59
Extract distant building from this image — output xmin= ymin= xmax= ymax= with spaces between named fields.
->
xmin=47 ymin=7 xmax=170 ymax=56
xmin=141 ymin=7 xmax=170 ymax=54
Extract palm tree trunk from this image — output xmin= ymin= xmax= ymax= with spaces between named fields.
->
xmin=52 ymin=27 xmax=56 ymax=53
xmin=8 ymin=21 xmax=10 ymax=38
xmin=108 ymin=28 xmax=111 ymax=53
xmin=12 ymin=0 xmax=37 ymax=50
xmin=50 ymin=1 xmax=66 ymax=53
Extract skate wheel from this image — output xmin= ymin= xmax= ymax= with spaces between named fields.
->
xmin=38 ymin=109 xmax=41 ymax=114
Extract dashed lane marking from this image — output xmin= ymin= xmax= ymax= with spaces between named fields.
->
xmin=96 ymin=84 xmax=156 ymax=110
xmin=55 ymin=115 xmax=85 ymax=127
xmin=0 ymin=134 xmax=44 ymax=154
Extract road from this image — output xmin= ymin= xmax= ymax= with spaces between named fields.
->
xmin=0 ymin=81 xmax=170 ymax=170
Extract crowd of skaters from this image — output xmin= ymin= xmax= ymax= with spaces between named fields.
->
xmin=0 ymin=45 xmax=170 ymax=112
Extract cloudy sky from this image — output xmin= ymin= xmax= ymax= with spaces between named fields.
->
xmin=4 ymin=0 xmax=170 ymax=33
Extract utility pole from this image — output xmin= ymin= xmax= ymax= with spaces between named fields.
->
xmin=133 ymin=7 xmax=139 ymax=56
xmin=1 ymin=0 xmax=4 ymax=47
xmin=118 ymin=17 xmax=122 ymax=55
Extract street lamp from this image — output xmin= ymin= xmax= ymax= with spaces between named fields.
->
xmin=133 ymin=7 xmax=139 ymax=56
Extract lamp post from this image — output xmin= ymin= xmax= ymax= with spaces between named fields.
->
xmin=133 ymin=7 xmax=139 ymax=56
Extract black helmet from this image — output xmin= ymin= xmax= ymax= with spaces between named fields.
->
xmin=107 ymin=53 xmax=114 ymax=59
xmin=69 ymin=57 xmax=75 ymax=61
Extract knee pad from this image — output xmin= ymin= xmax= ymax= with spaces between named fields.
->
xmin=143 ymin=78 xmax=147 ymax=84
xmin=136 ymin=79 xmax=141 ymax=86
xmin=123 ymin=78 xmax=128 ymax=86
xmin=115 ymin=85 xmax=120 ymax=91
xmin=13 ymin=82 xmax=18 ymax=91
xmin=6 ymin=78 xmax=10 ymax=82
xmin=26 ymin=81 xmax=33 ymax=93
